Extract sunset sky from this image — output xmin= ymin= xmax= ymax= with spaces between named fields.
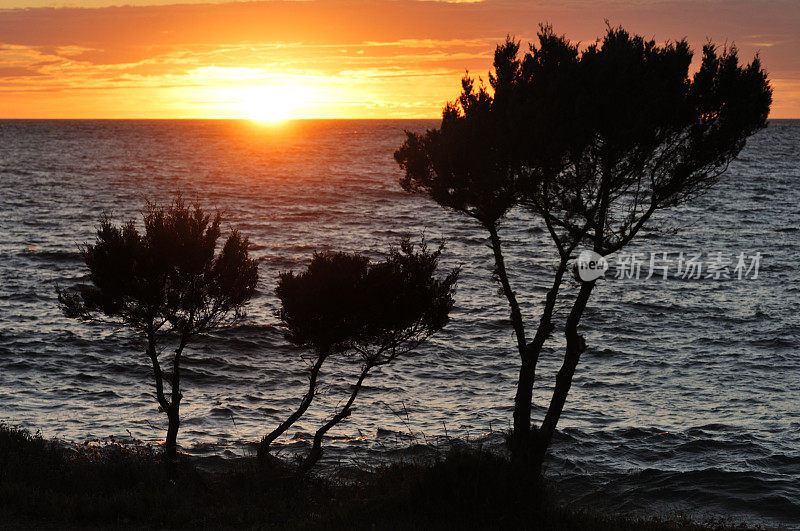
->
xmin=0 ymin=0 xmax=797 ymax=119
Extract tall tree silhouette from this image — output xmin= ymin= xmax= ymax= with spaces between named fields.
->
xmin=395 ymin=27 xmax=578 ymax=463
xmin=58 ymin=198 xmax=259 ymax=461
xmin=395 ymin=25 xmax=771 ymax=471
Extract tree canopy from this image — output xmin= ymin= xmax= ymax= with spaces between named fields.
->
xmin=59 ymin=197 xmax=259 ymax=460
xmin=272 ymin=239 xmax=458 ymax=468
xmin=277 ymin=239 xmax=458 ymax=361
xmin=394 ymin=24 xmax=771 ymax=470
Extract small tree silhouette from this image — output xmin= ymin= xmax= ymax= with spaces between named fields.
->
xmin=58 ymin=198 xmax=258 ymax=461
xmin=395 ymin=25 xmax=771 ymax=472
xmin=303 ymin=239 xmax=458 ymax=469
xmin=258 ymin=252 xmax=372 ymax=458
xmin=260 ymin=239 xmax=458 ymax=468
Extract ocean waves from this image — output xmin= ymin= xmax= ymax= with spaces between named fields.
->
xmin=0 ymin=119 xmax=798 ymax=526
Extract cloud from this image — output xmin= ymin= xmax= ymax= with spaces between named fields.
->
xmin=0 ymin=66 xmax=43 ymax=77
xmin=0 ymin=0 xmax=798 ymax=117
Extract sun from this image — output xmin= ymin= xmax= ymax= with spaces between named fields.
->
xmin=233 ymin=85 xmax=312 ymax=123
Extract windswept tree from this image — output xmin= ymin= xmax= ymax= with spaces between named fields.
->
xmin=58 ymin=198 xmax=259 ymax=461
xmin=395 ymin=25 xmax=771 ymax=472
xmin=524 ymin=29 xmax=771 ymax=471
xmin=258 ymin=252 xmax=372 ymax=457
xmin=394 ymin=44 xmax=530 ymax=456
xmin=259 ymin=239 xmax=458 ymax=468
xmin=302 ymin=239 xmax=458 ymax=469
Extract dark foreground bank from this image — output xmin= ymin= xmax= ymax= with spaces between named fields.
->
xmin=0 ymin=423 xmax=753 ymax=530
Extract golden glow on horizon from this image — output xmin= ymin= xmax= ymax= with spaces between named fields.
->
xmin=226 ymin=85 xmax=314 ymax=122
xmin=0 ymin=1 xmax=798 ymax=118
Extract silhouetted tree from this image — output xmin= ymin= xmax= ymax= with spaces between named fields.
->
xmin=395 ymin=27 xmax=576 ymax=463
xmin=525 ymin=28 xmax=771 ymax=472
xmin=258 ymin=252 xmax=372 ymax=458
xmin=302 ymin=239 xmax=458 ymax=470
xmin=394 ymin=39 xmax=533 ymax=458
xmin=58 ymin=198 xmax=259 ymax=461
xmin=260 ymin=239 xmax=457 ymax=469
xmin=395 ymin=25 xmax=771 ymax=472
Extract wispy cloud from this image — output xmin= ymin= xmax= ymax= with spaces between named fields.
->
xmin=0 ymin=0 xmax=798 ymax=117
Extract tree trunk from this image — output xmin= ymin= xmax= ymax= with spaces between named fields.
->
xmin=165 ymin=405 xmax=180 ymax=461
xmin=532 ymin=280 xmax=595 ymax=474
xmin=146 ymin=332 xmax=179 ymax=462
xmin=510 ymin=258 xmax=569 ymax=462
xmin=303 ymin=365 xmax=370 ymax=471
xmin=486 ymin=223 xmax=534 ymax=460
xmin=486 ymin=224 xmax=526 ymax=355
xmin=511 ymin=359 xmax=536 ymax=459
xmin=258 ymin=351 xmax=328 ymax=459
xmin=164 ymin=341 xmax=186 ymax=462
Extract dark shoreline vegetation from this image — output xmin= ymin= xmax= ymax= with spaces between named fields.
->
xmin=0 ymin=423 xmax=754 ymax=530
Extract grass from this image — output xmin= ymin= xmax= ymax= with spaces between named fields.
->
xmin=0 ymin=422 xmax=752 ymax=530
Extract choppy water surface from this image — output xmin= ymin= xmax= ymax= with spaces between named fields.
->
xmin=1 ymin=119 xmax=798 ymax=527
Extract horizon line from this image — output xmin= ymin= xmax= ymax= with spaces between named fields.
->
xmin=0 ymin=117 xmax=445 ymax=121
xmin=1 ymin=117 xmax=797 ymax=121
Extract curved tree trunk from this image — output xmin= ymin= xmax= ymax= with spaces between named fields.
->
xmin=164 ymin=341 xmax=186 ymax=462
xmin=146 ymin=332 xmax=178 ymax=462
xmin=302 ymin=364 xmax=371 ymax=471
xmin=258 ymin=351 xmax=328 ymax=459
xmin=485 ymin=223 xmax=534 ymax=460
xmin=532 ymin=280 xmax=595 ymax=473
xmin=147 ymin=333 xmax=185 ymax=463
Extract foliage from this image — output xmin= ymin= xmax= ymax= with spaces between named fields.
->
xmin=525 ymin=28 xmax=773 ymax=256
xmin=278 ymin=239 xmax=458 ymax=359
xmin=57 ymin=197 xmax=258 ymax=460
xmin=1 ymin=423 xmax=747 ymax=530
xmin=276 ymin=251 xmax=372 ymax=353
xmin=394 ymin=24 xmax=771 ymax=470
xmin=394 ymin=72 xmax=519 ymax=228
xmin=271 ymin=238 xmax=459 ymax=468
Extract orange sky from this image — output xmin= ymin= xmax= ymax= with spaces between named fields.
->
xmin=0 ymin=0 xmax=798 ymax=119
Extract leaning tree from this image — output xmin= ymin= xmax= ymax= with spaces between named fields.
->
xmin=395 ymin=25 xmax=771 ymax=471
xmin=302 ymin=239 xmax=458 ymax=469
xmin=58 ymin=197 xmax=259 ymax=461
xmin=259 ymin=239 xmax=458 ymax=468
xmin=258 ymin=251 xmax=373 ymax=458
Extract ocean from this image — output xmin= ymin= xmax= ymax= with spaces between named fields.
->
xmin=1 ymin=119 xmax=798 ymax=527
